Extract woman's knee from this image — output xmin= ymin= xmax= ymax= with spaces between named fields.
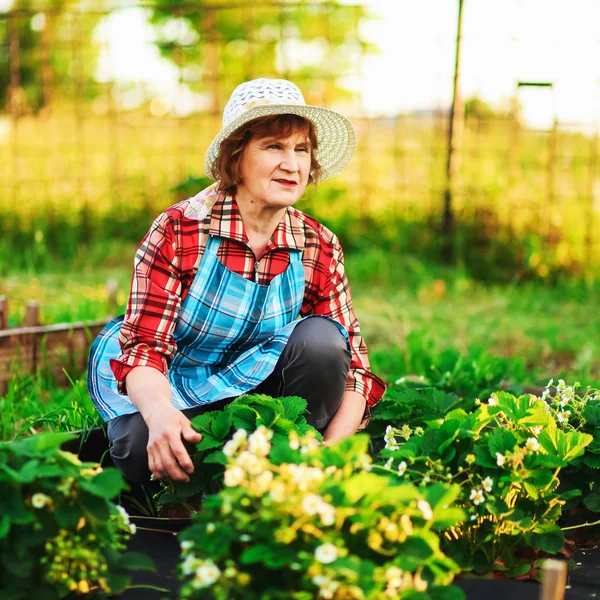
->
xmin=107 ymin=412 xmax=152 ymax=485
xmin=290 ymin=317 xmax=350 ymax=369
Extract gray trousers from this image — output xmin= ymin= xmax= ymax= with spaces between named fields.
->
xmin=107 ymin=317 xmax=351 ymax=484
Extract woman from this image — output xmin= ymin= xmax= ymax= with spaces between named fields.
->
xmin=88 ymin=78 xmax=385 ymax=486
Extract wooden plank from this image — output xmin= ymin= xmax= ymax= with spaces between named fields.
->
xmin=539 ymin=559 xmax=567 ymax=600
xmin=0 ymin=296 xmax=7 ymax=330
xmin=0 ymin=319 xmax=111 ymax=394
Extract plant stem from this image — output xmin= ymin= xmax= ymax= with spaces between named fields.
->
xmin=561 ymin=519 xmax=600 ymax=531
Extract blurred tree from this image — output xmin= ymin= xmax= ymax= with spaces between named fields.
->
xmin=0 ymin=0 xmax=102 ymax=114
xmin=147 ymin=0 xmax=378 ymax=111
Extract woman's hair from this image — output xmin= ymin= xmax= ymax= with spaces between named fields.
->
xmin=214 ymin=114 xmax=321 ymax=196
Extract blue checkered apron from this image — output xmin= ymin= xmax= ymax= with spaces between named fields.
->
xmin=88 ymin=235 xmax=348 ymax=421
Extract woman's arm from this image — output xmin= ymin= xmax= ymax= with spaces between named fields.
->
xmin=322 ymin=390 xmax=366 ymax=445
xmin=126 ymin=366 xmax=202 ymax=483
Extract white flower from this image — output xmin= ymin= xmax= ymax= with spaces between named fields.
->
xmin=248 ymin=426 xmax=273 ymax=457
xmin=417 ymin=499 xmax=433 ymax=520
xmin=495 ymin=452 xmax=505 ymax=467
xmin=557 ymin=410 xmax=571 ymax=424
xmin=312 ymin=575 xmax=340 ymax=599
xmin=397 ymin=461 xmax=407 ymax=476
xmin=547 ymin=378 xmax=554 ymax=388
xmin=385 ymin=566 xmax=403 ymax=588
xmin=541 ymin=389 xmax=550 ymax=401
xmin=302 ymin=494 xmax=325 ymax=516
xmin=254 ymin=470 xmax=274 ymax=495
xmin=181 ymin=553 xmax=201 ymax=575
xmin=384 ymin=457 xmax=394 ymax=470
xmin=128 ymin=523 xmax=137 ymax=535
xmin=315 ymin=543 xmax=338 ymax=564
xmin=482 ymin=476 xmax=493 ymax=492
xmin=319 ymin=504 xmax=336 ymax=526
xmin=269 ymin=482 xmax=286 ymax=502
xmin=193 ymin=560 xmax=221 ymax=588
xmin=232 ymin=429 xmax=248 ymax=442
xmin=206 ymin=522 xmax=216 ymax=534
xmin=236 ymin=451 xmax=264 ymax=475
xmin=222 ymin=440 xmax=238 ymax=457
xmin=470 ymin=488 xmax=485 ymax=505
xmin=116 ymin=505 xmax=130 ymax=525
xmin=531 ymin=426 xmax=543 ymax=436
xmin=487 ymin=397 xmax=497 ymax=406
xmin=181 ymin=540 xmax=193 ymax=552
xmin=224 ymin=466 xmax=245 ymax=487
xmin=526 ymin=437 xmax=540 ymax=452
xmin=31 ymin=493 xmax=51 ymax=509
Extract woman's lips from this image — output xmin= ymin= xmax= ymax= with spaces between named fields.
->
xmin=274 ymin=179 xmax=297 ymax=188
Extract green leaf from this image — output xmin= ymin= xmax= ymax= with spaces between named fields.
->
xmin=538 ymin=420 xmax=559 ymax=453
xmin=240 ymin=543 xmax=277 ymax=565
xmin=428 ymin=585 xmax=467 ymax=600
xmin=281 ymin=396 xmax=308 ymax=422
xmin=583 ymin=492 xmax=600 ymax=512
xmin=582 ymin=404 xmax=600 ymax=428
xmin=255 ymin=405 xmax=277 ymax=428
xmin=54 ymin=503 xmax=79 ymax=528
xmin=487 ymin=429 xmax=517 ymax=457
xmin=79 ymin=468 xmax=124 ymax=499
xmin=342 ymin=473 xmax=388 ymax=503
xmin=435 ymin=420 xmax=461 ymax=453
xmin=395 ymin=536 xmax=435 ymax=570
xmin=191 ymin=412 xmax=219 ymax=435
xmin=77 ymin=492 xmax=110 ymax=521
xmin=118 ymin=551 xmax=156 ymax=572
xmin=583 ymin=453 xmax=600 ymax=468
xmin=431 ymin=507 xmax=466 ymax=529
xmin=211 ymin=411 xmax=233 ymax=440
xmin=523 ymin=481 xmax=539 ymax=500
xmin=203 ymin=452 xmax=228 ymax=465
xmin=10 ymin=432 xmax=78 ymax=456
xmin=230 ymin=406 xmax=258 ymax=431
xmin=557 ymin=431 xmax=593 ymax=462
xmin=104 ymin=573 xmax=131 ymax=595
xmin=195 ymin=436 xmax=224 ymax=452
xmin=2 ymin=550 xmax=32 ymax=577
xmin=0 ymin=514 xmax=10 ymax=539
xmin=525 ymin=524 xmax=564 ymax=553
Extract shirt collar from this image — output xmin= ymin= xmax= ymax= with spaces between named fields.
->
xmin=208 ymin=194 xmax=305 ymax=252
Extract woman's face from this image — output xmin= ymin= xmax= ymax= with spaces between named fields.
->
xmin=236 ymin=129 xmax=312 ymax=210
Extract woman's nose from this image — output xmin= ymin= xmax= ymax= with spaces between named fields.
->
xmin=280 ymin=150 xmax=300 ymax=172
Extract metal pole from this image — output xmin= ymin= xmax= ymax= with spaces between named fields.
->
xmin=442 ymin=0 xmax=465 ymax=263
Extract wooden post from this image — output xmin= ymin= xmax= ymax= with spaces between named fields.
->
xmin=442 ymin=0 xmax=465 ymax=263
xmin=24 ymin=301 xmax=40 ymax=327
xmin=107 ymin=280 xmax=118 ymax=318
xmin=539 ymin=559 xmax=567 ymax=600
xmin=0 ymin=296 xmax=8 ymax=331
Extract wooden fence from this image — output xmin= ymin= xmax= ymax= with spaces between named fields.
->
xmin=0 ymin=293 xmax=113 ymax=395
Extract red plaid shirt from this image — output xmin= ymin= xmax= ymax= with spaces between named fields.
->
xmin=111 ymin=184 xmax=386 ymax=415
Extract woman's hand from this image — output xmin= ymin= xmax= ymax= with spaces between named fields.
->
xmin=145 ymin=405 xmax=203 ymax=483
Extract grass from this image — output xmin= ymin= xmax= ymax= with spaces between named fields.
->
xmin=1 ymin=249 xmax=599 ymax=441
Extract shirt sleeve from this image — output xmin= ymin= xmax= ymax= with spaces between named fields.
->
xmin=109 ymin=212 xmax=183 ymax=395
xmin=310 ymin=236 xmax=386 ymax=430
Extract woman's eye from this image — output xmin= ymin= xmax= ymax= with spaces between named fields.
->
xmin=297 ymin=147 xmax=309 ymax=152
xmin=267 ymin=144 xmax=280 ymax=150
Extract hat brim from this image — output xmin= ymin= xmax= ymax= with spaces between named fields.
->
xmin=203 ymin=104 xmax=356 ymax=184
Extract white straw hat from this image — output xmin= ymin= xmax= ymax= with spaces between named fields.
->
xmin=204 ymin=78 xmax=356 ymax=183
